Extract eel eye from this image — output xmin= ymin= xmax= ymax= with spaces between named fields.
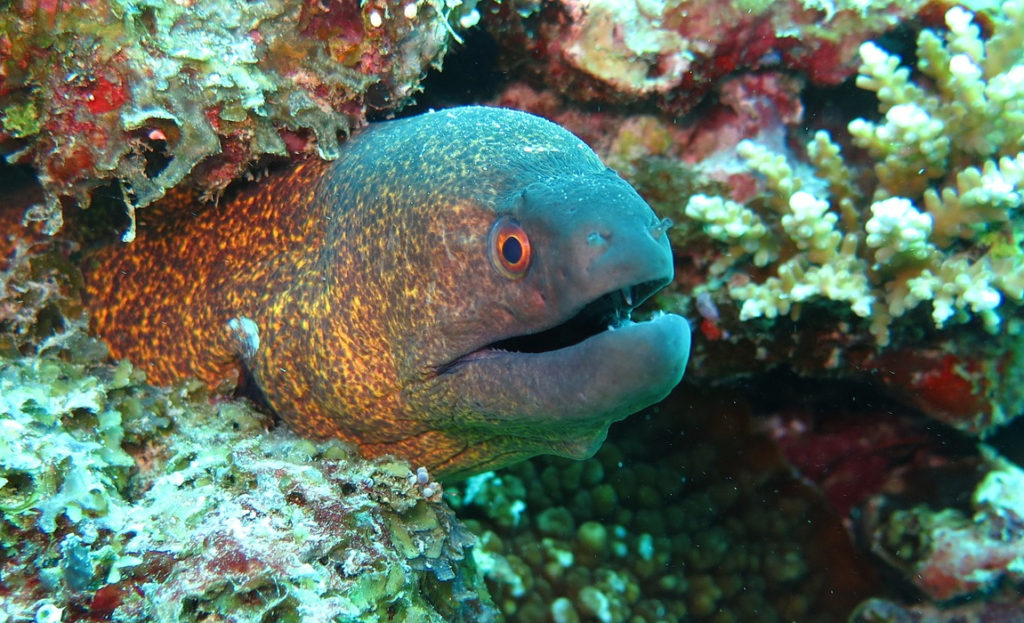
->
xmin=489 ymin=216 xmax=531 ymax=279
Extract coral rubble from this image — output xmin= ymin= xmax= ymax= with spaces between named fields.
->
xmin=0 ymin=0 xmax=471 ymax=237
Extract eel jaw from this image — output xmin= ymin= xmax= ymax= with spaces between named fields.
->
xmin=438 ymin=278 xmax=668 ymax=373
xmin=423 ymin=276 xmax=690 ymax=474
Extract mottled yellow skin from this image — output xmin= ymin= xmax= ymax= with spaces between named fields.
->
xmin=85 ymin=107 xmax=690 ymax=479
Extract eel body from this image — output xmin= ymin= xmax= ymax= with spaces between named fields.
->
xmin=84 ymin=107 xmax=691 ymax=478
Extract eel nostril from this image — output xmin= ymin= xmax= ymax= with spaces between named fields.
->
xmin=649 ymin=217 xmax=674 ymax=240
xmin=586 ymin=231 xmax=609 ymax=247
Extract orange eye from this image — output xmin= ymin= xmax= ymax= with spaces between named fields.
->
xmin=489 ymin=217 xmax=531 ymax=279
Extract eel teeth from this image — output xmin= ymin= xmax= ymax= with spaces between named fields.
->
xmin=622 ymin=287 xmax=633 ymax=307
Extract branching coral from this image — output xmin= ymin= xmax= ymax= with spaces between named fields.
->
xmin=683 ymin=2 xmax=1024 ymax=346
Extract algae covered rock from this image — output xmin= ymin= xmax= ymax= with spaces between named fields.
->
xmin=0 ymin=0 xmax=475 ymax=237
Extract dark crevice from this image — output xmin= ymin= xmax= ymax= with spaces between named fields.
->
xmin=385 ymin=28 xmax=504 ymax=120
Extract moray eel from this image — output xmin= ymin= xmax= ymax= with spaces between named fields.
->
xmin=85 ymin=106 xmax=691 ymax=479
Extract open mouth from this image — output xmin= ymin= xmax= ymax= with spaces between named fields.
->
xmin=437 ymin=278 xmax=668 ymax=375
xmin=489 ymin=279 xmax=666 ymax=353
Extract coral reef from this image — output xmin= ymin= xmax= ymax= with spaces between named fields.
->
xmin=0 ymin=232 xmax=495 ymax=622
xmin=761 ymin=383 xmax=1024 ymax=614
xmin=448 ymin=389 xmax=878 ymax=623
xmin=0 ymin=353 xmax=495 ymax=621
xmin=0 ymin=0 xmax=473 ymax=237
xmin=685 ymin=2 xmax=1024 ymax=345
xmin=5 ymin=0 xmax=1024 ymax=621
xmin=488 ymin=2 xmax=1024 ymax=437
xmin=665 ymin=1 xmax=1024 ymax=433
xmin=478 ymin=3 xmax=1024 ymax=619
xmin=482 ymin=0 xmax=927 ymax=115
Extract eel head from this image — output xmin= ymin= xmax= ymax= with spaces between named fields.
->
xmin=414 ymin=169 xmax=691 ymax=477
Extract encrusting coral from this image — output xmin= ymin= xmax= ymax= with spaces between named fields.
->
xmin=0 ymin=0 xmax=476 ymax=237
xmin=481 ymin=0 xmax=928 ymax=115
xmin=682 ymin=2 xmax=1024 ymax=347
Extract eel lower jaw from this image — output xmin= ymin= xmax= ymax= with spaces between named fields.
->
xmin=422 ymin=283 xmax=689 ymax=468
xmin=434 ymin=311 xmax=691 ymax=428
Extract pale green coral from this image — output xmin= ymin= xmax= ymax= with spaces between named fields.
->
xmin=684 ymin=2 xmax=1024 ymax=345
xmin=0 ymin=352 xmax=495 ymax=621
